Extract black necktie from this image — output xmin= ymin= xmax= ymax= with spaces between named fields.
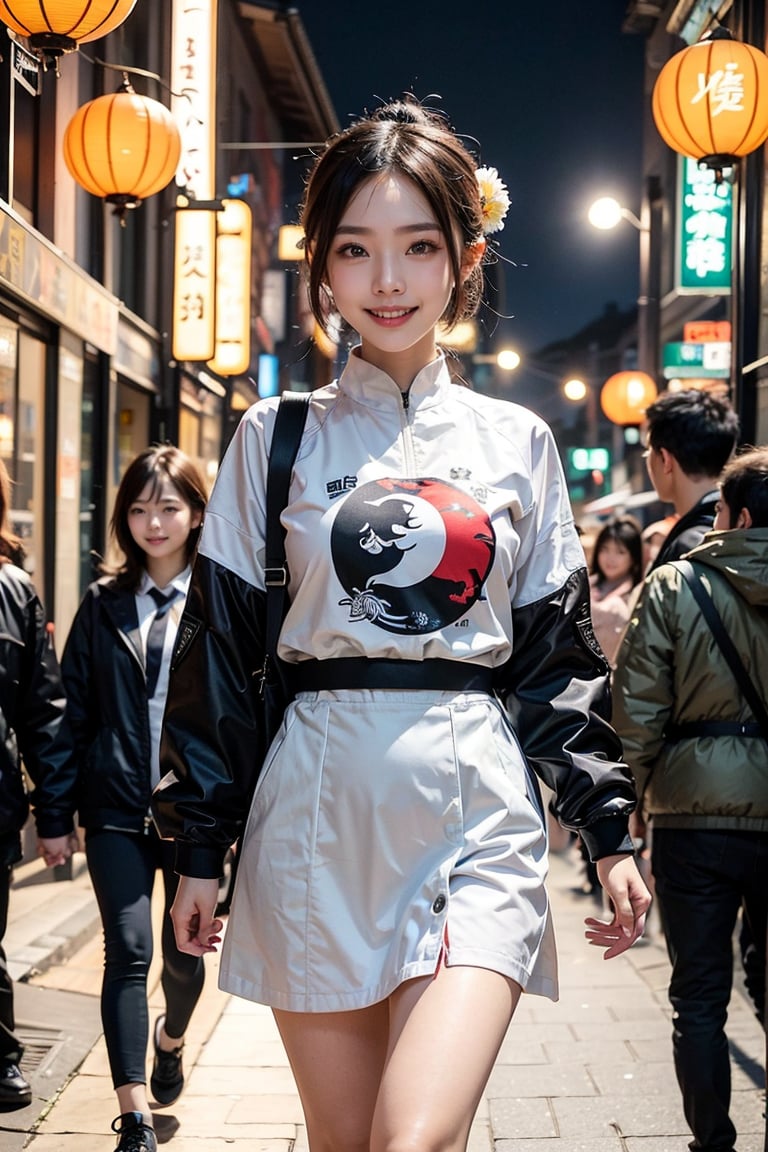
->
xmin=145 ymin=587 xmax=179 ymax=698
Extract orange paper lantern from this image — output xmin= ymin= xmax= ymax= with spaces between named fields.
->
xmin=63 ymin=80 xmax=181 ymax=219
xmin=652 ymin=28 xmax=768 ymax=171
xmin=0 ymin=0 xmax=136 ymax=57
xmin=600 ymin=371 xmax=657 ymax=426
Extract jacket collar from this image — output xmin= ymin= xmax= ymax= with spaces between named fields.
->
xmin=97 ymin=581 xmax=142 ymax=661
xmin=337 ymin=347 xmax=451 ymax=412
xmin=138 ymin=566 xmax=191 ymax=599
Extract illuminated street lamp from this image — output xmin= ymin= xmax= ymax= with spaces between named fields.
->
xmin=588 ymin=188 xmax=661 ymax=386
xmin=587 ymin=197 xmax=643 ymax=233
xmin=563 ymin=377 xmax=588 ymax=402
xmin=496 ymin=348 xmax=521 ymax=371
xmin=473 ymin=348 xmax=521 ymax=371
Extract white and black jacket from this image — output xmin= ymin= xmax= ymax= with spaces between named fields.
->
xmin=154 ymin=351 xmax=637 ymax=874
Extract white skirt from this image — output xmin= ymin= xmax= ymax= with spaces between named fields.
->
xmin=219 ymin=689 xmax=558 ymax=1012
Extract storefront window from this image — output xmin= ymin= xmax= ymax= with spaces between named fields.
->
xmin=55 ymin=343 xmax=84 ymax=634
xmin=179 ymin=376 xmax=223 ymax=492
xmin=78 ymin=355 xmax=102 ymax=594
xmin=15 ymin=331 xmax=45 ymax=586
xmin=0 ymin=323 xmax=17 ymax=470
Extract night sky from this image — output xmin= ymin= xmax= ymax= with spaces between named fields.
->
xmin=297 ymin=1 xmax=646 ymax=357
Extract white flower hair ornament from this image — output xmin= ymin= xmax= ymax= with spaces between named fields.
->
xmin=476 ymin=166 xmax=510 ymax=235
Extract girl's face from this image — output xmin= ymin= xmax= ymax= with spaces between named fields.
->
xmin=127 ymin=477 xmax=201 ymax=574
xmin=325 ymin=171 xmax=472 ymax=387
xmin=597 ymin=538 xmax=633 ymax=583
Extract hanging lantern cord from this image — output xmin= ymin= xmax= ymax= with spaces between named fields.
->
xmin=80 ymin=51 xmax=204 ymax=119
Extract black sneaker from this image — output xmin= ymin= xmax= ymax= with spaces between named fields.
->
xmin=150 ymin=1015 xmax=184 ymax=1105
xmin=111 ymin=1112 xmax=157 ymax=1152
xmin=0 ymin=1059 xmax=31 ymax=1110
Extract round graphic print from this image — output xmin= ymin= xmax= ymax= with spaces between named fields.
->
xmin=331 ymin=477 xmax=495 ymax=634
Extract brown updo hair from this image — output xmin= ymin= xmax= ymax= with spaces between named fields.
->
xmin=300 ymin=97 xmax=488 ymax=337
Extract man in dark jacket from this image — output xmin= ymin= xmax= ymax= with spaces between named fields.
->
xmin=614 ymin=447 xmax=768 ymax=1152
xmin=0 ymin=561 xmax=76 ymax=1109
xmin=642 ymin=389 xmax=739 ymax=571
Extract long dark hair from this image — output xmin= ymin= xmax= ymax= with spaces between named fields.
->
xmin=590 ymin=515 xmax=643 ymax=587
xmin=300 ymin=97 xmax=488 ymax=337
xmin=103 ymin=445 xmax=207 ymax=590
xmin=0 ymin=458 xmax=24 ymax=567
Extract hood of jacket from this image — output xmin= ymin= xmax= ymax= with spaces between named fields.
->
xmin=683 ymin=527 xmax=768 ymax=608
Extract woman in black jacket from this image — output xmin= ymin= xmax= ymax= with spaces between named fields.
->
xmin=0 ymin=459 xmax=75 ymax=1110
xmin=39 ymin=446 xmax=207 ymax=1152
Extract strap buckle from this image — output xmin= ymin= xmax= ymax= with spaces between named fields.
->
xmin=264 ymin=565 xmax=288 ymax=588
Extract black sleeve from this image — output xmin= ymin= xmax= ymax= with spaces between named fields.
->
xmin=152 ymin=554 xmax=268 ymax=878
xmin=495 ymin=567 xmax=637 ymax=861
xmin=20 ymin=590 xmax=76 ymax=839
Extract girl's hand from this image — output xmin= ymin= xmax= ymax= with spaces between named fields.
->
xmin=37 ymin=834 xmax=79 ymax=868
xmin=585 ymin=854 xmax=651 ymax=959
xmin=170 ymin=875 xmax=223 ymax=956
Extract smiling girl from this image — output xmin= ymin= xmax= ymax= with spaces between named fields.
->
xmin=155 ymin=98 xmax=650 ymax=1152
xmin=588 ymin=515 xmax=643 ymax=667
xmin=39 ymin=446 xmax=207 ymax=1152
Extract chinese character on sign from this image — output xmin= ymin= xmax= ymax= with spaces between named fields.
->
xmin=691 ymin=62 xmax=744 ymax=115
xmin=677 ymin=157 xmax=732 ymax=292
xmin=686 ymin=210 xmax=728 ymax=242
xmin=179 ymin=293 xmax=205 ymax=322
xmin=181 ymin=244 xmax=207 ymax=276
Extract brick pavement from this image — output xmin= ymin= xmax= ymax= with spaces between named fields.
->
xmin=6 ymin=844 xmax=766 ymax=1151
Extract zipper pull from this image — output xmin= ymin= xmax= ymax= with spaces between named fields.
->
xmin=401 ymin=389 xmax=410 ymax=410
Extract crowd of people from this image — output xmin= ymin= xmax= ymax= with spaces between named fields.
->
xmin=581 ymin=389 xmax=766 ymax=1152
xmin=0 ymin=98 xmax=762 ymax=1152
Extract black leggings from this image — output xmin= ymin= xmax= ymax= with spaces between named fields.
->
xmin=0 ymin=863 xmax=21 ymax=1061
xmin=86 ymin=826 xmax=205 ymax=1089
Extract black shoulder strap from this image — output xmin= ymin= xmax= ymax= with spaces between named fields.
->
xmin=676 ymin=559 xmax=768 ymax=736
xmin=262 ymin=392 xmax=311 ymax=687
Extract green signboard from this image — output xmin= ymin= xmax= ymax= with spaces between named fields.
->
xmin=662 ymin=340 xmax=731 ymax=379
xmin=676 ymin=156 xmax=732 ymax=294
xmin=567 ymin=447 xmax=610 ymax=474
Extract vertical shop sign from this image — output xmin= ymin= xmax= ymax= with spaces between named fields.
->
xmin=676 ymin=156 xmax=732 ymax=293
xmin=170 ymin=0 xmax=217 ymax=199
xmin=171 ymin=0 xmax=218 ymax=361
xmin=208 ymin=200 xmax=252 ymax=376
xmin=172 ymin=209 xmax=217 ymax=361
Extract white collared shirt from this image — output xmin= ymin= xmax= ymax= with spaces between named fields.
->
xmin=136 ymin=567 xmax=191 ymax=788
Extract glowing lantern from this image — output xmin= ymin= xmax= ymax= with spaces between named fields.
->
xmin=63 ymin=78 xmax=182 ymax=221
xmin=652 ymin=28 xmax=768 ymax=173
xmin=600 ymin=371 xmax=657 ymax=425
xmin=0 ymin=1 xmax=136 ymax=61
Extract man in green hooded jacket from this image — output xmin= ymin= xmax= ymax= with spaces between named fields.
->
xmin=614 ymin=446 xmax=768 ymax=1152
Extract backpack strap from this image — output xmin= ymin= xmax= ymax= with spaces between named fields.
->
xmin=673 ymin=559 xmax=768 ymax=739
xmin=260 ymin=391 xmax=311 ymax=696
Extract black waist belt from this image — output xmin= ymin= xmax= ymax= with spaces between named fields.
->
xmin=285 ymin=658 xmax=494 ymax=694
xmin=665 ymin=720 xmax=763 ymax=741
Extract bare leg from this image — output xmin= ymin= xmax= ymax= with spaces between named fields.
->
xmin=115 ymin=1081 xmax=151 ymax=1120
xmin=275 ymin=964 xmax=519 ymax=1152
xmin=274 ymin=999 xmax=390 ymax=1152
xmin=372 ymin=964 xmax=520 ymax=1152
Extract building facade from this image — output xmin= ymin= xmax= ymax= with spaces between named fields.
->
xmin=0 ymin=0 xmax=337 ymax=641
xmin=624 ymin=0 xmax=768 ymax=445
